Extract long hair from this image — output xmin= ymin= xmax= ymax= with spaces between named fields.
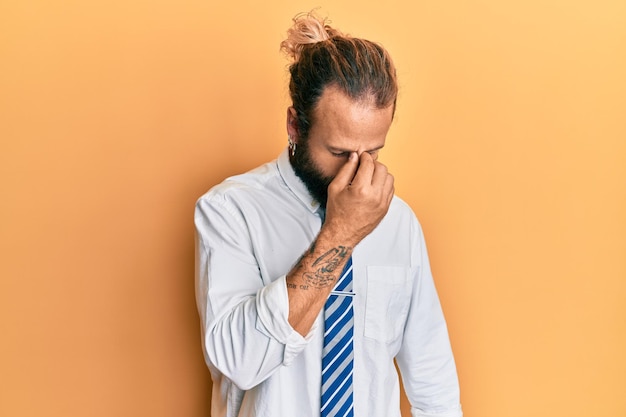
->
xmin=280 ymin=11 xmax=398 ymax=141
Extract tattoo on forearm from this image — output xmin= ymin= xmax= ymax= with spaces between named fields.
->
xmin=303 ymin=246 xmax=350 ymax=288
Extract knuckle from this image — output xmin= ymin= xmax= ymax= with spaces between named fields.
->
xmin=328 ymin=181 xmax=341 ymax=193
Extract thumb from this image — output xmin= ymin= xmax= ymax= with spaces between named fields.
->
xmin=330 ymin=152 xmax=359 ymax=189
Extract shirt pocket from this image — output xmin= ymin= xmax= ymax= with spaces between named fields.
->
xmin=363 ymin=266 xmax=411 ymax=343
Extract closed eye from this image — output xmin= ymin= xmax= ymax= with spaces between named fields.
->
xmin=329 ymin=147 xmax=383 ymax=158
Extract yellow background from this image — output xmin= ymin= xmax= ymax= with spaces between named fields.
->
xmin=1 ymin=1 xmax=625 ymax=416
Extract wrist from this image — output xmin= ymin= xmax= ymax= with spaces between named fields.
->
xmin=319 ymin=220 xmax=359 ymax=248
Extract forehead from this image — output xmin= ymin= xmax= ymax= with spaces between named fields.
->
xmin=309 ymin=86 xmax=394 ymax=148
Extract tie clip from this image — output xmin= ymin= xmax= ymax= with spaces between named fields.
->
xmin=330 ymin=290 xmax=355 ymax=297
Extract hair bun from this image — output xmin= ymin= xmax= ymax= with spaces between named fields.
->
xmin=280 ymin=11 xmax=343 ymax=62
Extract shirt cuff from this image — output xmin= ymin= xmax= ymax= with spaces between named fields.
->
xmin=255 ymin=275 xmax=317 ymax=366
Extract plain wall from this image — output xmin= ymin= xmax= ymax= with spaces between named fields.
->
xmin=1 ymin=1 xmax=625 ymax=416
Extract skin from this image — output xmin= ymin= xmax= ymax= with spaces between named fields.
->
xmin=285 ymin=85 xmax=395 ymax=336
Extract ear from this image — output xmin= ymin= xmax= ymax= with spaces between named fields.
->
xmin=286 ymin=107 xmax=299 ymax=143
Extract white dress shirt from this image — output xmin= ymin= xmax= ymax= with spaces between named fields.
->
xmin=195 ymin=148 xmax=462 ymax=417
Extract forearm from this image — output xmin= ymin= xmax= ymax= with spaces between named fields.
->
xmin=286 ymin=223 xmax=355 ymax=336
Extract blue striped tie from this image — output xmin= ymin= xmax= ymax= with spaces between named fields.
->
xmin=321 ymin=257 xmax=354 ymax=417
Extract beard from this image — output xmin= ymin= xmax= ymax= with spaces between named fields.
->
xmin=291 ymin=140 xmax=333 ymax=208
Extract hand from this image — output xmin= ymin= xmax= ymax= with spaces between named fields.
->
xmin=324 ymin=152 xmax=394 ymax=246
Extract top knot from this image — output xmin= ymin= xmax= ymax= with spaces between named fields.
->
xmin=280 ymin=11 xmax=343 ymax=62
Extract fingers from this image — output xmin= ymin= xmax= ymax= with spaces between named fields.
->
xmin=351 ymin=152 xmax=375 ymax=186
xmin=384 ymin=173 xmax=395 ymax=206
xmin=356 ymin=152 xmax=391 ymax=189
xmin=331 ymin=151 xmax=394 ymax=204
xmin=371 ymin=160 xmax=389 ymax=188
xmin=374 ymin=162 xmax=394 ymax=209
xmin=330 ymin=152 xmax=359 ymax=189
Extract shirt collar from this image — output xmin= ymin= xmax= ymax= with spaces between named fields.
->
xmin=276 ymin=147 xmax=322 ymax=215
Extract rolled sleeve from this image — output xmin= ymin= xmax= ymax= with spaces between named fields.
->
xmin=255 ymin=275 xmax=316 ymax=366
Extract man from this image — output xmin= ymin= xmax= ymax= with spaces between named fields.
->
xmin=195 ymin=12 xmax=462 ymax=417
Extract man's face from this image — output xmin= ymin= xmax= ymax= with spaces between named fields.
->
xmin=289 ymin=86 xmax=394 ymax=207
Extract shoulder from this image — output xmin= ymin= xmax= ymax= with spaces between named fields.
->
xmin=195 ymin=159 xmax=284 ymax=237
xmin=388 ymin=195 xmax=420 ymax=224
xmin=389 ymin=194 xmax=412 ymax=212
xmin=196 ymin=159 xmax=280 ymax=209
xmin=384 ymin=195 xmax=428 ymax=242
